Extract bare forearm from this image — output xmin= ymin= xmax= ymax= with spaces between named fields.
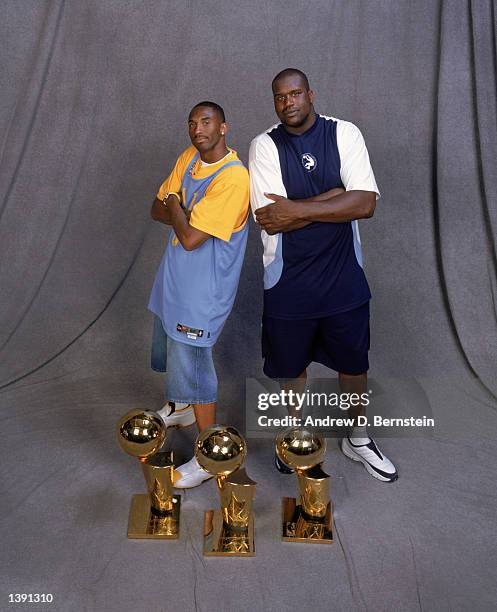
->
xmin=168 ymin=198 xmax=190 ymax=240
xmin=151 ymin=195 xmax=177 ymax=225
xmin=167 ymin=199 xmax=210 ymax=251
xmin=283 ymin=188 xmax=345 ymax=230
xmin=295 ymin=190 xmax=376 ymax=223
xmin=301 ymin=186 xmax=345 ymax=203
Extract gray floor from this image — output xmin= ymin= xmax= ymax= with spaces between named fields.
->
xmin=1 ymin=367 xmax=496 ymax=612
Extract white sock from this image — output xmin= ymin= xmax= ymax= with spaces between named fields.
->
xmin=349 ymin=425 xmax=370 ymax=445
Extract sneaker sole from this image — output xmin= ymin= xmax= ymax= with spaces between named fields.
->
xmin=341 ymin=440 xmax=398 ymax=483
xmin=173 ymin=475 xmax=214 ymax=489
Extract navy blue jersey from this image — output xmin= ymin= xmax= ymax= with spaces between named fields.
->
xmin=249 ymin=114 xmax=380 ymax=319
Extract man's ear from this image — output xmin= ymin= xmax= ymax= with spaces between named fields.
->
xmin=308 ymin=90 xmax=315 ymax=105
xmin=220 ymin=122 xmax=228 ymax=136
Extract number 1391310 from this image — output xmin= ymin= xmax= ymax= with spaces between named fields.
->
xmin=9 ymin=594 xmax=54 ymax=603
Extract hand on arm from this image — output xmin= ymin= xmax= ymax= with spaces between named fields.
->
xmin=150 ymin=194 xmax=210 ymax=250
xmin=254 ymin=194 xmax=310 ymax=234
xmin=150 ymin=194 xmax=180 ymax=225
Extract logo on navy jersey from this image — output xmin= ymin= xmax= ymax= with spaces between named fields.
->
xmin=301 ymin=153 xmax=317 ymax=172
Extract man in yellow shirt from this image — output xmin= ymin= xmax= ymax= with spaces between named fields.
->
xmin=149 ymin=101 xmax=249 ymax=488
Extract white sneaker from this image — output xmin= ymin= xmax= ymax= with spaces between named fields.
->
xmin=156 ymin=402 xmax=196 ymax=428
xmin=341 ymin=437 xmax=398 ymax=482
xmin=173 ymin=456 xmax=213 ymax=489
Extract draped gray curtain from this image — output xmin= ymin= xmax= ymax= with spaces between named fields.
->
xmin=436 ymin=0 xmax=497 ymax=396
xmin=1 ymin=1 xmax=495 ymax=397
xmin=1 ymin=1 xmax=496 ymax=395
xmin=1 ymin=2 xmax=496 ymax=611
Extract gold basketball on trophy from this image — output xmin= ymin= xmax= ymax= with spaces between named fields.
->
xmin=117 ymin=409 xmax=166 ymax=459
xmin=276 ymin=426 xmax=326 ymax=471
xmin=195 ymin=425 xmax=246 ymax=477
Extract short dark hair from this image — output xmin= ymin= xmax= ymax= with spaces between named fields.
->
xmin=272 ymin=68 xmax=310 ymax=91
xmin=190 ymin=100 xmax=226 ymax=122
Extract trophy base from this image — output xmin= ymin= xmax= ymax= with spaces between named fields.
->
xmin=127 ymin=494 xmax=181 ymax=539
xmin=281 ymin=497 xmax=333 ymax=544
xmin=203 ymin=510 xmax=255 ymax=556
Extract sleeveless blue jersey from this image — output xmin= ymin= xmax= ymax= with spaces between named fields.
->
xmin=148 ymin=154 xmax=248 ymax=346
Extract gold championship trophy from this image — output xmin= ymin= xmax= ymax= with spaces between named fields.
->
xmin=117 ymin=409 xmax=181 ymax=539
xmin=195 ymin=425 xmax=256 ymax=556
xmin=276 ymin=426 xmax=333 ymax=544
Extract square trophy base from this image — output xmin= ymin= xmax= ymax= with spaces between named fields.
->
xmin=127 ymin=493 xmax=181 ymax=539
xmin=203 ymin=509 xmax=255 ymax=557
xmin=281 ymin=497 xmax=333 ymax=544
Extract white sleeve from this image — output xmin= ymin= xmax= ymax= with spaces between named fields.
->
xmin=337 ymin=121 xmax=380 ymax=199
xmin=248 ymin=133 xmax=287 ymax=220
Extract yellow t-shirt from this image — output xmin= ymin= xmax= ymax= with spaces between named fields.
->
xmin=157 ymin=145 xmax=249 ymax=242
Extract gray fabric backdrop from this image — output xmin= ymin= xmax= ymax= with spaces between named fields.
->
xmin=1 ymin=2 xmax=496 ymax=611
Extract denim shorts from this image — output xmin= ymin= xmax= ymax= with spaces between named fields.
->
xmin=151 ymin=316 xmax=217 ymax=404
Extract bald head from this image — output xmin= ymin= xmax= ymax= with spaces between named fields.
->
xmin=272 ymin=68 xmax=310 ymax=92
xmin=271 ymin=68 xmax=315 ymax=134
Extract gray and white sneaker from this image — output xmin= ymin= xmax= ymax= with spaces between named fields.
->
xmin=156 ymin=402 xmax=196 ymax=428
xmin=341 ymin=437 xmax=398 ymax=482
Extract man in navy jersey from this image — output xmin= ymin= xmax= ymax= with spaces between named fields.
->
xmin=249 ymin=68 xmax=397 ymax=482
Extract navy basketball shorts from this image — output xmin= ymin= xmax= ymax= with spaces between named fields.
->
xmin=262 ymin=302 xmax=370 ymax=378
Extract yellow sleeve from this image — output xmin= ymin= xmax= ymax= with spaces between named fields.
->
xmin=189 ymin=166 xmax=250 ymax=242
xmin=156 ymin=146 xmax=196 ymax=201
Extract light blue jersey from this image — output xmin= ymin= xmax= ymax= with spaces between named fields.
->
xmin=149 ymin=152 xmax=249 ymax=347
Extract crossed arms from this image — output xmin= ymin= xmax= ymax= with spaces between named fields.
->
xmin=153 ymin=187 xmax=375 ymax=243
xmin=249 ymin=122 xmax=378 ymax=235
xmin=151 ymin=195 xmax=210 ymax=251
xmin=254 ymin=188 xmax=376 ymax=235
